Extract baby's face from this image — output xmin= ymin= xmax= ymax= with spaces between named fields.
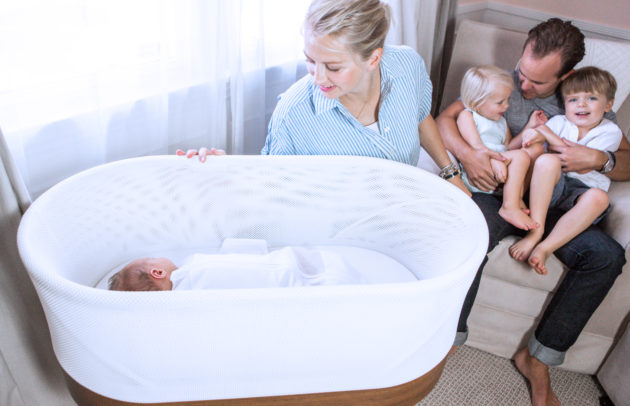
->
xmin=563 ymin=91 xmax=613 ymax=132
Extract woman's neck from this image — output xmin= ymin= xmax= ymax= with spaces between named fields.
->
xmin=339 ymin=69 xmax=381 ymax=126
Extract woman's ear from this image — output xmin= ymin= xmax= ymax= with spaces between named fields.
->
xmin=367 ymin=47 xmax=383 ymax=70
xmin=150 ymin=268 xmax=167 ymax=279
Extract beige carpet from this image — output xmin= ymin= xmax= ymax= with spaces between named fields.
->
xmin=418 ymin=345 xmax=605 ymax=406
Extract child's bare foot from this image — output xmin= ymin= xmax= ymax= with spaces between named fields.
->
xmin=520 ymin=200 xmax=531 ymax=215
xmin=528 ymin=244 xmax=551 ymax=275
xmin=500 ymin=207 xmax=539 ymax=230
xmin=514 ymin=347 xmax=561 ymax=406
xmin=509 ymin=233 xmax=541 ymax=262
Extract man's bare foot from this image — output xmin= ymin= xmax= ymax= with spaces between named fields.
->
xmin=514 ymin=347 xmax=561 ymax=406
xmin=528 ymin=244 xmax=551 ymax=275
xmin=447 ymin=345 xmax=458 ymax=358
xmin=499 ymin=206 xmax=539 ymax=230
xmin=509 ymin=233 xmax=542 ymax=262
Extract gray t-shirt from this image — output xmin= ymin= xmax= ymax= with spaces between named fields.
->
xmin=503 ymin=69 xmax=616 ymax=136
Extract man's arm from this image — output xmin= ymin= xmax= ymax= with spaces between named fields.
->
xmin=548 ymin=134 xmax=630 ymax=181
xmin=435 ymin=100 xmax=504 ymax=192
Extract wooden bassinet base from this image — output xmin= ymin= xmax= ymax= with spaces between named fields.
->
xmin=64 ymin=356 xmax=446 ymax=406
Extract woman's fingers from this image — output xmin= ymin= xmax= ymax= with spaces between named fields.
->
xmin=176 ymin=147 xmax=226 ymax=162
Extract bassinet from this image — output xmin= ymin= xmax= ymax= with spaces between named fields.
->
xmin=17 ymin=155 xmax=487 ymax=405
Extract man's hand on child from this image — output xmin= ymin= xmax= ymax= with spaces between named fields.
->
xmin=176 ymin=147 xmax=226 ymax=162
xmin=548 ymin=139 xmax=603 ymax=173
xmin=460 ymin=148 xmax=507 ymax=192
xmin=490 ymin=158 xmax=509 ymax=183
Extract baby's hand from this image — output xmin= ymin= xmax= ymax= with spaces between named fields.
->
xmin=176 ymin=147 xmax=226 ymax=162
xmin=526 ymin=110 xmax=548 ymax=129
xmin=522 ymin=128 xmax=544 ymax=148
xmin=490 ymin=158 xmax=508 ymax=183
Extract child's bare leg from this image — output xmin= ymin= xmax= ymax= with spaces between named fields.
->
xmin=498 ymin=149 xmax=538 ymax=230
xmin=522 ymin=143 xmax=545 ymax=190
xmin=509 ymin=154 xmax=562 ymax=262
xmin=528 ymin=188 xmax=609 ymax=275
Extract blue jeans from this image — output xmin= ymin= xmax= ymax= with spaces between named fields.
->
xmin=455 ymin=193 xmax=625 ymax=366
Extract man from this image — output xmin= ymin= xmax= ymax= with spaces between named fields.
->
xmin=436 ymin=18 xmax=629 ymax=406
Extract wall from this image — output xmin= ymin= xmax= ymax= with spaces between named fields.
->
xmin=458 ymin=0 xmax=630 ymax=41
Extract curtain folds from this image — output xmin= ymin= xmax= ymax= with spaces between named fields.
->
xmin=387 ymin=0 xmax=459 ymax=113
xmin=0 ymin=134 xmax=73 ymax=406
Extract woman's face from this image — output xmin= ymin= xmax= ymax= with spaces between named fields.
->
xmin=303 ymin=31 xmax=376 ymax=100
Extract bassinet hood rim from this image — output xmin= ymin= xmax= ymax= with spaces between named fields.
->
xmin=17 ymin=155 xmax=488 ymax=303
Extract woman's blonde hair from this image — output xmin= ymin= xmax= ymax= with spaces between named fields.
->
xmin=304 ymin=0 xmax=391 ymax=60
xmin=460 ymin=65 xmax=514 ymax=112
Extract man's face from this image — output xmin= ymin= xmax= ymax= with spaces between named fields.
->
xmin=517 ymin=43 xmax=571 ymax=99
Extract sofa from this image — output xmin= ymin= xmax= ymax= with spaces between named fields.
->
xmin=420 ymin=19 xmax=630 ymax=376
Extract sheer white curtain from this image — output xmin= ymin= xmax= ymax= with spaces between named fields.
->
xmin=0 ymin=0 xmax=309 ymax=201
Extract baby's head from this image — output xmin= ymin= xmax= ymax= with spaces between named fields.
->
xmin=461 ymin=65 xmax=514 ymax=121
xmin=108 ymin=257 xmax=178 ymax=291
xmin=561 ymin=66 xmax=616 ymax=126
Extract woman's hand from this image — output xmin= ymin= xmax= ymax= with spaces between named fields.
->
xmin=176 ymin=147 xmax=226 ymax=162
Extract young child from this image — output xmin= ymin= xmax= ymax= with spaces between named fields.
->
xmin=509 ymin=66 xmax=622 ymax=274
xmin=108 ymin=246 xmax=364 ymax=291
xmin=457 ymin=65 xmax=540 ymax=230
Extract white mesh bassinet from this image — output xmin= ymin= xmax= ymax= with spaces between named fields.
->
xmin=18 ymin=155 xmax=487 ymax=405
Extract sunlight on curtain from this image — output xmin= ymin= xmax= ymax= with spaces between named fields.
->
xmin=0 ymin=0 xmax=309 ymax=199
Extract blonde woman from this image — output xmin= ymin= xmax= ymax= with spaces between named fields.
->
xmin=457 ymin=65 xmax=542 ymax=230
xmin=182 ymin=0 xmax=469 ymax=195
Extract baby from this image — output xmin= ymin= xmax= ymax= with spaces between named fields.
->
xmin=108 ymin=245 xmax=364 ymax=291
xmin=457 ymin=65 xmax=542 ymax=230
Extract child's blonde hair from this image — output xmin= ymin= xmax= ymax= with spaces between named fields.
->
xmin=460 ymin=65 xmax=514 ymax=113
xmin=561 ymin=66 xmax=617 ymax=102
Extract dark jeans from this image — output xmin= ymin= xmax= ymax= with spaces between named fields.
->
xmin=457 ymin=193 xmax=625 ymax=358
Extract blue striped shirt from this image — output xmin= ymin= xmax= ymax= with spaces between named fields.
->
xmin=261 ymin=45 xmax=433 ymax=166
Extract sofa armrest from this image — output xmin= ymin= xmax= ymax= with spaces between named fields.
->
xmin=604 ymin=180 xmax=630 ymax=250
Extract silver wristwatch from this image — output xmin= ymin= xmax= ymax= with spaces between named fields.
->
xmin=600 ymin=150 xmax=616 ymax=174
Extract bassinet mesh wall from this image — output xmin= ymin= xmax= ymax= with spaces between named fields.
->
xmin=18 ymin=155 xmax=487 ymax=403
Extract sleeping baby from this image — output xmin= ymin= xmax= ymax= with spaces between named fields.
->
xmin=108 ymin=245 xmax=364 ymax=291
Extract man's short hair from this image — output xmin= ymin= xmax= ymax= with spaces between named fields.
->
xmin=561 ymin=66 xmax=617 ymax=102
xmin=524 ymin=18 xmax=585 ymax=77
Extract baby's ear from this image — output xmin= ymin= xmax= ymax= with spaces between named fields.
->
xmin=150 ymin=268 xmax=167 ymax=279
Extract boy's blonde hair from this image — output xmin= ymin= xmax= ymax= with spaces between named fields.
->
xmin=561 ymin=66 xmax=617 ymax=101
xmin=460 ymin=65 xmax=514 ymax=113
xmin=304 ymin=0 xmax=391 ymax=60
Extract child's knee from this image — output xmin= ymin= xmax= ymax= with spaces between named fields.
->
xmin=524 ymin=143 xmax=544 ymax=160
xmin=508 ymin=149 xmax=530 ymax=164
xmin=535 ymin=153 xmax=561 ymax=171
xmin=582 ymin=188 xmax=609 ymax=210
